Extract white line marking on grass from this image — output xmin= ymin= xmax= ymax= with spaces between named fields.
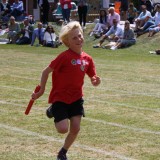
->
xmin=0 ymin=100 xmax=22 ymax=106
xmin=1 ymin=73 xmax=160 ymax=87
xmin=0 ymin=86 xmax=49 ymax=96
xmin=1 ymin=100 xmax=160 ymax=135
xmin=86 ymin=98 xmax=160 ymax=113
xmin=0 ymin=74 xmax=39 ymax=81
xmin=0 ymin=123 xmax=136 ymax=160
xmin=1 ymin=84 xmax=160 ymax=98
xmin=1 ymin=96 xmax=160 ymax=114
xmin=1 ymin=73 xmax=160 ymax=97
xmin=84 ymin=86 xmax=160 ymax=98
xmin=84 ymin=118 xmax=160 ymax=135
xmin=0 ymin=85 xmax=32 ymax=92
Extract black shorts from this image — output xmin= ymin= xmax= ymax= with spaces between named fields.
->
xmin=49 ymin=98 xmax=85 ymax=123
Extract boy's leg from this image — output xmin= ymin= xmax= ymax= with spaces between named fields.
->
xmin=55 ymin=119 xmax=69 ymax=134
xmin=63 ymin=115 xmax=81 ymax=149
xmin=56 ymin=116 xmax=81 ymax=159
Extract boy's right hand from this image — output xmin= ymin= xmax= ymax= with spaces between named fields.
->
xmin=31 ymin=89 xmax=44 ymax=100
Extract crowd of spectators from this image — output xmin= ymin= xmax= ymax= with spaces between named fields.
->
xmin=90 ymin=1 xmax=160 ymax=50
xmin=0 ymin=1 xmax=160 ymax=50
xmin=5 ymin=17 xmax=60 ymax=48
xmin=0 ymin=0 xmax=24 ymax=22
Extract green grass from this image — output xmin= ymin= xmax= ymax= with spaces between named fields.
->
xmin=0 ymin=24 xmax=160 ymax=160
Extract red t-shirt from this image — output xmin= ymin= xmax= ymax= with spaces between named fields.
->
xmin=48 ymin=49 xmax=96 ymax=104
xmin=60 ymin=0 xmax=72 ymax=9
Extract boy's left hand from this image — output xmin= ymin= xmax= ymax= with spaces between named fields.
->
xmin=91 ymin=75 xmax=101 ymax=86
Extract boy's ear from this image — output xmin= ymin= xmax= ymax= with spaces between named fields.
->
xmin=63 ymin=39 xmax=69 ymax=47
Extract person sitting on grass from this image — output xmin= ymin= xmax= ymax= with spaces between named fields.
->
xmin=127 ymin=2 xmax=138 ymax=24
xmin=31 ymin=21 xmax=101 ymax=160
xmin=148 ymin=23 xmax=160 ymax=37
xmin=7 ymin=16 xmax=21 ymax=44
xmin=43 ymin=25 xmax=58 ymax=48
xmin=31 ymin=22 xmax=45 ymax=46
xmin=90 ymin=9 xmax=108 ymax=37
xmin=28 ymin=15 xmax=35 ymax=26
xmin=136 ymin=4 xmax=160 ymax=36
xmin=134 ymin=5 xmax=152 ymax=32
xmin=16 ymin=18 xmax=34 ymax=45
xmin=93 ymin=19 xmax=123 ymax=48
xmin=110 ymin=20 xmax=136 ymax=50
xmin=107 ymin=7 xmax=120 ymax=29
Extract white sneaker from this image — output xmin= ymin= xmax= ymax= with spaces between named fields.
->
xmin=149 ymin=51 xmax=156 ymax=54
xmin=110 ymin=46 xmax=117 ymax=50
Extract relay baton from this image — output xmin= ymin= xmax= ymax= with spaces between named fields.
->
xmin=25 ymin=85 xmax=41 ymax=115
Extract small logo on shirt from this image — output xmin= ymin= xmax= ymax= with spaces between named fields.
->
xmin=71 ymin=59 xmax=77 ymax=65
xmin=71 ymin=59 xmax=88 ymax=71
xmin=80 ymin=65 xmax=85 ymax=71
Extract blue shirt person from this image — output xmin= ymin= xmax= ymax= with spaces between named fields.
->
xmin=31 ymin=22 xmax=45 ymax=46
xmin=11 ymin=0 xmax=24 ymax=18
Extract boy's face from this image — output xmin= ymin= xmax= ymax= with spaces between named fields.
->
xmin=67 ymin=28 xmax=84 ymax=52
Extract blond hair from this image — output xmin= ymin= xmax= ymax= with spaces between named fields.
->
xmin=59 ymin=21 xmax=83 ymax=47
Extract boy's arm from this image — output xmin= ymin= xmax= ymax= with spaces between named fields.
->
xmin=86 ymin=58 xmax=101 ymax=86
xmin=32 ymin=66 xmax=53 ymax=100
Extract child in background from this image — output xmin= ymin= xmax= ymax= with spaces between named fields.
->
xmin=31 ymin=21 xmax=101 ymax=160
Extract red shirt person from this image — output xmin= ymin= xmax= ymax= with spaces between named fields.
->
xmin=48 ymin=49 xmax=96 ymax=104
xmin=31 ymin=21 xmax=101 ymax=160
xmin=60 ymin=0 xmax=72 ymax=23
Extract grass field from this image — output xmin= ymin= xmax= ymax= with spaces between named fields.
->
xmin=0 ymin=24 xmax=160 ymax=160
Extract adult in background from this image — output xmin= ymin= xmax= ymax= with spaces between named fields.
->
xmin=0 ymin=0 xmax=11 ymax=21
xmin=148 ymin=23 xmax=160 ymax=37
xmin=111 ymin=20 xmax=136 ymax=50
xmin=90 ymin=9 xmax=108 ymax=37
xmin=142 ymin=0 xmax=153 ymax=13
xmin=148 ymin=4 xmax=160 ymax=30
xmin=7 ymin=16 xmax=21 ymax=43
xmin=134 ymin=5 xmax=152 ymax=32
xmin=93 ymin=19 xmax=123 ymax=48
xmin=77 ymin=0 xmax=88 ymax=29
xmin=43 ymin=25 xmax=58 ymax=48
xmin=137 ymin=4 xmax=160 ymax=36
xmin=120 ymin=0 xmax=129 ymax=21
xmin=28 ymin=15 xmax=36 ymax=26
xmin=60 ymin=0 xmax=72 ymax=23
xmin=127 ymin=2 xmax=138 ymax=24
xmin=38 ymin=0 xmax=50 ymax=25
xmin=107 ymin=7 xmax=120 ymax=29
xmin=16 ymin=18 xmax=34 ymax=45
xmin=31 ymin=22 xmax=45 ymax=46
xmin=10 ymin=0 xmax=24 ymax=19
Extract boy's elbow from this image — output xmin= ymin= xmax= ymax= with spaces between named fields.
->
xmin=42 ymin=67 xmax=53 ymax=76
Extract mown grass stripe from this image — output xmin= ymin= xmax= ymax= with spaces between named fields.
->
xmin=0 ymin=100 xmax=159 ymax=135
xmin=0 ymin=123 xmax=136 ymax=160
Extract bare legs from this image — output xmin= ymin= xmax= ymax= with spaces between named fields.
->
xmin=55 ymin=115 xmax=82 ymax=150
xmin=148 ymin=30 xmax=156 ymax=37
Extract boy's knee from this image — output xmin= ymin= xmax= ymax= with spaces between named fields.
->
xmin=57 ymin=126 xmax=68 ymax=134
